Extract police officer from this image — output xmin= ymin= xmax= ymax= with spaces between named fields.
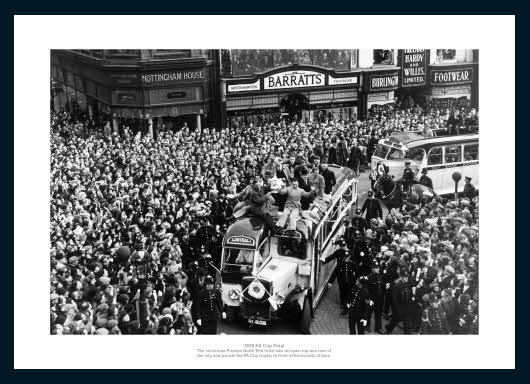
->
xmin=347 ymin=277 xmax=371 ymax=335
xmin=351 ymin=233 xmax=371 ymax=277
xmin=196 ymin=276 xmax=226 ymax=334
xmin=351 ymin=207 xmax=369 ymax=235
xmin=361 ymin=191 xmax=383 ymax=223
xmin=462 ymin=176 xmax=477 ymax=200
xmin=386 ymin=268 xmax=416 ymax=334
xmin=418 ymin=168 xmax=433 ymax=190
xmin=322 ymin=239 xmax=355 ymax=315
xmin=402 ymin=161 xmax=416 ymax=192
xmin=343 ymin=218 xmax=356 ymax=249
xmin=196 ymin=245 xmax=217 ymax=278
xmin=366 ymin=261 xmax=385 ymax=334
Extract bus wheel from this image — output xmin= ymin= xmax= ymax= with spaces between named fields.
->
xmin=298 ymin=297 xmax=312 ymax=334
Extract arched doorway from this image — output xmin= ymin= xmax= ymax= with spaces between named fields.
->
xmin=280 ymin=93 xmax=310 ymax=122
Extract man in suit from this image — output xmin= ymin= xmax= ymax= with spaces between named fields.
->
xmin=307 ymin=165 xmax=326 ymax=198
xmin=280 ymin=155 xmax=297 ymax=182
xmin=320 ymin=163 xmax=336 ymax=195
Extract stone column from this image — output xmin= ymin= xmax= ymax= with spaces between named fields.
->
xmin=148 ymin=118 xmax=154 ymax=138
xmin=112 ymin=117 xmax=119 ymax=133
xmin=196 ymin=114 xmax=202 ymax=134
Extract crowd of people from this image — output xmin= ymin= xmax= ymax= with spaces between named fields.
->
xmin=49 ymin=98 xmax=479 ymax=335
xmin=331 ymin=181 xmax=478 ymax=335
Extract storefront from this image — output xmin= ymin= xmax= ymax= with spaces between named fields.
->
xmin=359 ymin=69 xmax=400 ymax=118
xmin=50 ymin=51 xmax=215 ymax=135
xmin=427 ymin=64 xmax=478 ymax=108
xmin=223 ymin=65 xmax=360 ymax=126
xmin=395 ymin=49 xmax=430 ymax=107
xmin=50 ymin=57 xmax=111 ymax=123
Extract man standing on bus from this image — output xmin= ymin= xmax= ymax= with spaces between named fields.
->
xmin=361 ymin=191 xmax=383 ymax=223
xmin=463 ymin=176 xmax=477 ymax=200
xmin=322 ymin=239 xmax=354 ymax=315
xmin=419 ymin=168 xmax=433 ymax=190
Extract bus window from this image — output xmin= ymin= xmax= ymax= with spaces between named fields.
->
xmin=464 ymin=143 xmax=479 ymax=161
xmin=427 ymin=147 xmax=443 ymax=165
xmin=406 ymin=148 xmax=425 ymax=162
xmin=387 ymin=147 xmax=406 ymax=160
xmin=223 ymin=248 xmax=254 ymax=274
xmin=374 ymin=144 xmax=390 ymax=159
xmin=444 ymin=145 xmax=462 ymax=163
xmin=277 ymin=237 xmax=306 ymax=260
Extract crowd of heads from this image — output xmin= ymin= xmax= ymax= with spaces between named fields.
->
xmin=49 ymin=96 xmax=478 ymax=335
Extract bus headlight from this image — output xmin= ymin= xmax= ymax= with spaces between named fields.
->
xmin=229 ymin=289 xmax=241 ymax=301
xmin=275 ymin=293 xmax=285 ymax=305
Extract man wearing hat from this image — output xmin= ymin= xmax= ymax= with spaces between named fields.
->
xmin=462 ymin=176 xmax=477 ymax=200
xmin=361 ymin=191 xmax=383 ymax=223
xmin=321 ymin=239 xmax=355 ymax=315
xmin=366 ymin=262 xmax=385 ymax=333
xmin=419 ymin=168 xmax=433 ymax=190
xmin=347 ymin=277 xmax=371 ymax=334
xmin=421 ymin=293 xmax=451 ymax=334
xmin=401 ymin=161 xmax=416 ymax=193
xmin=386 ymin=267 xmax=415 ymax=334
xmin=351 ymin=208 xmax=369 ymax=236
xmin=196 ymin=276 xmax=226 ymax=334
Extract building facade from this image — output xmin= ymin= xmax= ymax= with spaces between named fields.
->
xmin=50 ymin=49 xmax=222 ymax=135
xmin=50 ymin=49 xmax=478 ymax=132
xmin=219 ymin=49 xmax=479 ymax=125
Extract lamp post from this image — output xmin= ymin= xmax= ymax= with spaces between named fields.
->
xmin=452 ymin=171 xmax=462 ymax=202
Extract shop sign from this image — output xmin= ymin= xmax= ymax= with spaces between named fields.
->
xmin=227 ymin=80 xmax=261 ymax=93
xmin=401 ymin=49 xmax=427 ymax=87
xmin=431 ymin=68 xmax=473 ymax=85
xmin=118 ymin=93 xmax=136 ymax=102
xmin=310 ymin=100 xmax=356 ymax=110
xmin=228 ymin=107 xmax=280 ymax=116
xmin=141 ymin=70 xmax=205 ymax=85
xmin=369 ymin=74 xmax=399 ymax=90
xmin=109 ymin=72 xmax=139 ymax=86
xmin=328 ymin=75 xmax=359 ymax=86
xmin=264 ymin=70 xmax=325 ymax=90
xmin=167 ymin=91 xmax=187 ymax=99
xmin=226 ymin=235 xmax=255 ymax=248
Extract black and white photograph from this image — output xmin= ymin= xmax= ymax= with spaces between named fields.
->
xmin=13 ymin=14 xmax=515 ymax=370
xmin=49 ymin=48 xmax=480 ymax=336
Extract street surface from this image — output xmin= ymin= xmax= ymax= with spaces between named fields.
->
xmin=219 ymin=168 xmax=401 ymax=335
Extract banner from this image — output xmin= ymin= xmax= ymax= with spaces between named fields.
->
xmin=401 ymin=49 xmax=427 ymax=87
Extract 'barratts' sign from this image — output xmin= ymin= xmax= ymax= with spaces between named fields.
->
xmin=401 ymin=49 xmax=427 ymax=87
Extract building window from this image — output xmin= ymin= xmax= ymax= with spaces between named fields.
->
xmin=373 ymin=49 xmax=394 ymax=65
xmin=436 ymin=49 xmax=457 ymax=63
